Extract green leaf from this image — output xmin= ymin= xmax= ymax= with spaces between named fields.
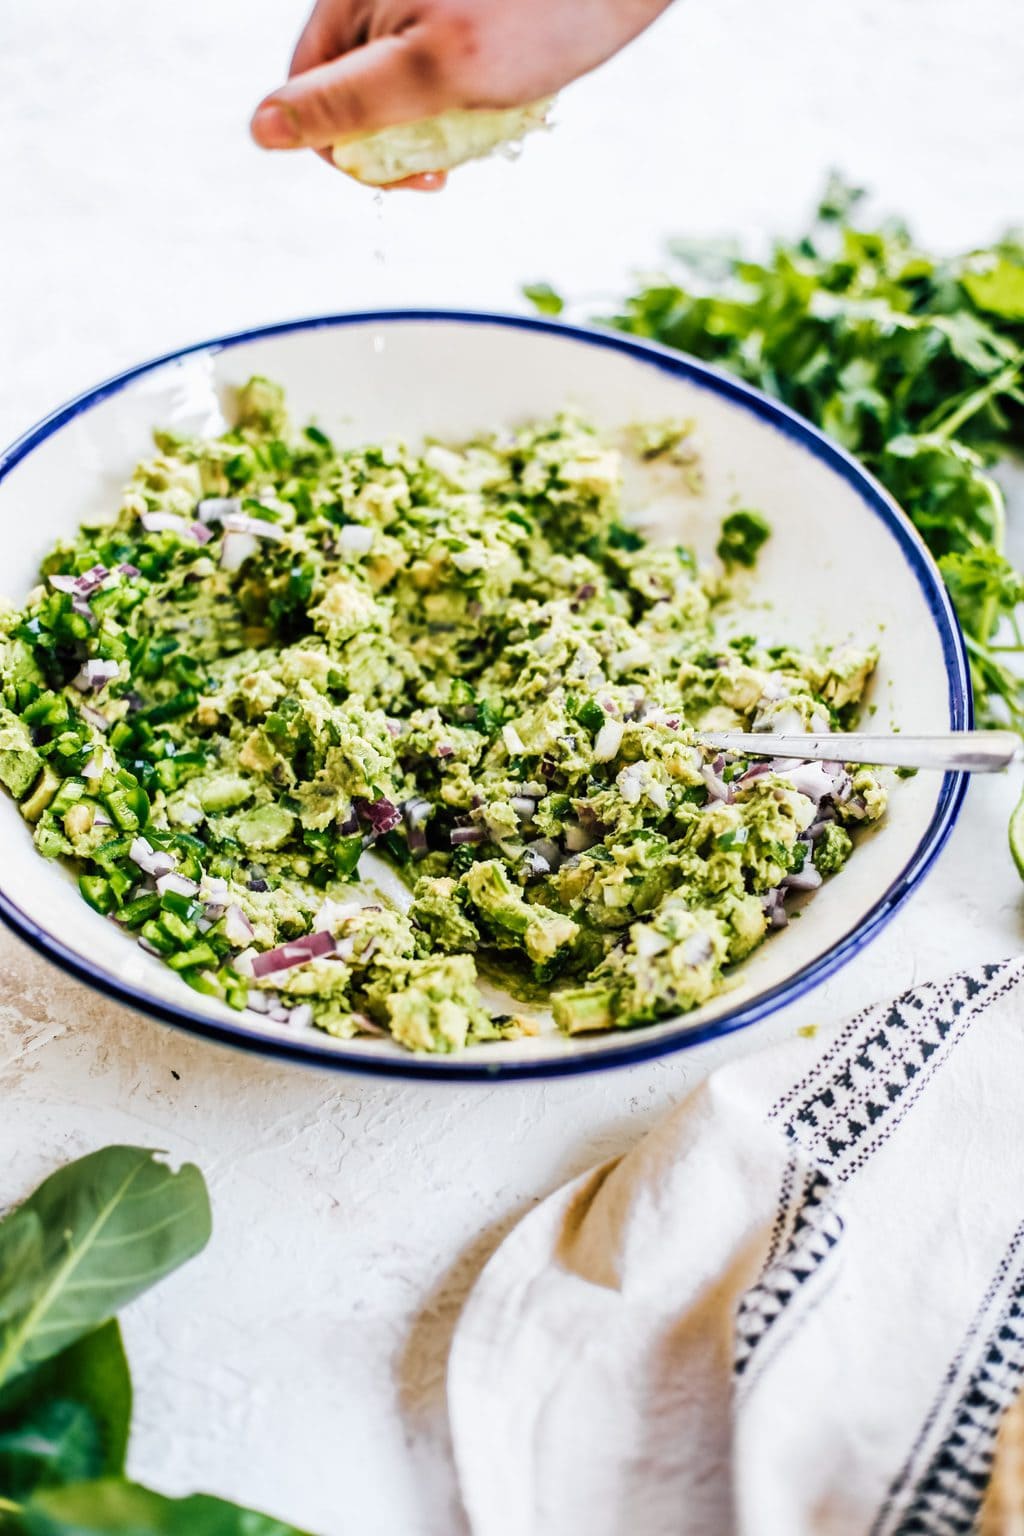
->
xmin=931 ymin=312 xmax=1018 ymax=375
xmin=816 ymin=170 xmax=867 ymax=223
xmin=0 ymin=1150 xmax=211 ymax=1391
xmin=0 ymin=1323 xmax=132 ymax=1493
xmin=963 ymin=256 xmax=1024 ymax=321
xmin=0 ymin=1402 xmax=100 ymax=1501
xmin=522 ymin=282 xmax=564 ymax=317
xmin=716 ymin=509 xmax=772 ymax=569
xmin=13 ymin=1479 xmax=315 ymax=1536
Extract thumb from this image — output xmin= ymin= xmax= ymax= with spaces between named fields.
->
xmin=251 ymin=31 xmax=456 ymax=151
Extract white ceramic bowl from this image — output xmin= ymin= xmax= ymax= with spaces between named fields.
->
xmin=0 ymin=313 xmax=969 ymax=1079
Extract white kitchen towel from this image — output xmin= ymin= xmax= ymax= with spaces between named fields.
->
xmin=448 ymin=959 xmax=1024 ymax=1536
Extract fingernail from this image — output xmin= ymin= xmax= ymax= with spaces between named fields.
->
xmin=251 ymin=102 xmax=300 ymax=149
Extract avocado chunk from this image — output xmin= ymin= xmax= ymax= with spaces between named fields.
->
xmin=235 ymin=803 xmax=295 ymax=851
xmin=813 ymin=822 xmax=853 ymax=875
xmin=409 ymin=876 xmax=481 ymax=953
xmin=20 ymin=764 xmax=61 ymax=824
xmin=200 ymin=775 xmax=254 ymax=814
xmin=552 ymin=986 xmax=616 ymax=1035
xmin=0 ymin=708 xmax=43 ymax=800
xmin=462 ymin=860 xmax=578 ymax=966
xmin=384 ymin=954 xmax=490 ymax=1053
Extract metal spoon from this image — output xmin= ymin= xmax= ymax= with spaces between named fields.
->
xmin=696 ymin=730 xmax=1021 ymax=774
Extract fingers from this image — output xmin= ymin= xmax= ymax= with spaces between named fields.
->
xmin=251 ymin=29 xmax=456 ymax=152
xmin=383 ymin=171 xmax=448 ymax=190
xmin=288 ymin=0 xmax=368 ymax=76
xmin=309 ymin=145 xmax=448 ymax=191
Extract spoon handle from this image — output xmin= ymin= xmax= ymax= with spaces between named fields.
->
xmin=696 ymin=730 xmax=1022 ymax=773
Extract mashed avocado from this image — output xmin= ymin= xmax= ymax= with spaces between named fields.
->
xmin=0 ymin=379 xmax=885 ymax=1051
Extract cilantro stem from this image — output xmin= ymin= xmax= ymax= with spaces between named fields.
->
xmin=976 ymin=478 xmax=1009 ymax=644
xmin=931 ymin=351 xmax=1024 ymax=443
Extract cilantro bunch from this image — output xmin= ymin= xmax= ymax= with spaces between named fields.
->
xmin=527 ymin=177 xmax=1024 ymax=731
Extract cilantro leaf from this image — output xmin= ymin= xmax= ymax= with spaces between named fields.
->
xmin=717 ymin=510 xmax=771 ymax=569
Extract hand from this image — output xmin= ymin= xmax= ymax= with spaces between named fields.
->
xmin=250 ymin=0 xmax=675 ymax=188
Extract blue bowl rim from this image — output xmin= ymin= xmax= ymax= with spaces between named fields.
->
xmin=0 ymin=307 xmax=971 ymax=1083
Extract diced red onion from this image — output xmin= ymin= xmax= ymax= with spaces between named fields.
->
xmin=71 ymin=596 xmax=96 ymax=622
xmin=220 ymin=530 xmax=259 ymax=572
xmin=754 ymin=706 xmax=806 ymax=736
xmin=822 ymin=762 xmax=853 ymax=802
xmin=338 ymin=523 xmax=375 ymax=556
xmin=738 ymin=761 xmax=774 ymax=785
xmin=52 ymin=564 xmax=108 ymax=598
xmin=223 ymin=904 xmax=255 ymax=946
xmin=190 ymin=522 xmax=214 ymax=545
xmin=564 ymin=821 xmax=596 ymax=853
xmin=200 ymin=876 xmax=229 ymax=906
xmin=129 ymin=837 xmax=177 ymax=877
xmin=352 ymin=1012 xmax=389 ymax=1037
xmin=633 ymin=925 xmax=670 ymax=959
xmin=197 ymin=497 xmax=242 ymax=523
xmin=782 ymin=853 xmax=822 ymax=892
xmin=511 ymin=796 xmax=537 ymax=823
xmin=701 ymin=766 xmax=732 ymax=803
xmin=760 ymin=889 xmax=790 ymax=930
xmin=779 ymin=761 xmax=842 ymax=805
xmin=79 ymin=706 xmax=110 ymax=734
xmin=436 ymin=743 xmax=454 ymax=758
xmin=594 ymin=719 xmax=624 ymax=762
xmin=137 ymin=935 xmax=163 ymax=957
xmin=72 ymin=658 xmax=120 ymax=693
xmin=223 ymin=512 xmax=287 ymax=541
xmin=245 ymin=988 xmax=270 ymax=1012
xmin=250 ymin=928 xmax=337 ymax=979
xmin=451 ymin=825 xmax=485 ymax=847
xmin=682 ymin=932 xmax=714 ymax=966
xmin=521 ymin=848 xmax=551 ymax=879
xmin=613 ymin=644 xmax=649 ymax=674
xmin=527 ymin=838 xmax=561 ymax=870
xmin=313 ymin=897 xmax=364 ymax=933
xmin=502 ymin=723 xmax=526 ymax=756
xmin=384 ymin=719 xmax=404 ymax=738
xmin=233 ymin=949 xmax=256 ymax=978
xmin=156 ymin=872 xmax=199 ymax=898
xmin=646 ymin=779 xmax=669 ymax=813
xmin=617 ymin=763 xmax=646 ymax=805
xmin=118 ymin=563 xmax=141 ymax=578
xmin=403 ymin=798 xmax=432 ymax=855
xmin=140 ymin=510 xmax=192 ymax=536
xmin=356 ymin=796 xmax=402 ymax=837
xmin=287 ymin=1003 xmax=314 ymax=1029
xmin=759 ymin=674 xmax=790 ymax=704
xmin=337 ymin=806 xmax=360 ymax=836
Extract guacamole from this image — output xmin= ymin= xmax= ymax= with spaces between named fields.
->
xmin=0 ymin=379 xmax=885 ymax=1051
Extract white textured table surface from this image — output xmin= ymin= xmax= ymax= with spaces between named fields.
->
xmin=2 ymin=2 xmax=1023 ymax=1532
